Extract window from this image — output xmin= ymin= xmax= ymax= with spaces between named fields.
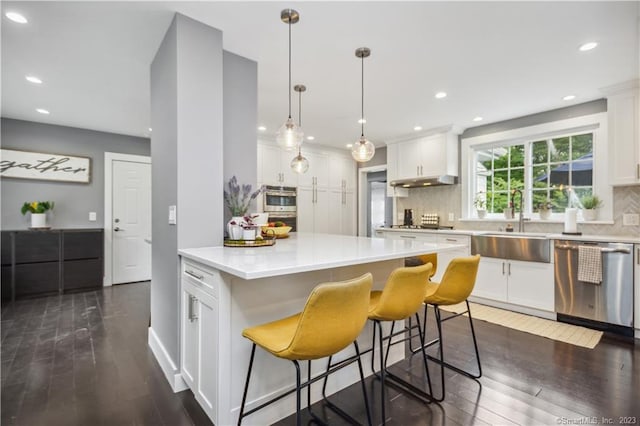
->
xmin=472 ymin=132 xmax=594 ymax=216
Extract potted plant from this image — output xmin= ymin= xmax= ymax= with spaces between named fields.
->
xmin=21 ymin=201 xmax=54 ymax=228
xmin=223 ymin=177 xmax=263 ymax=238
xmin=537 ymin=200 xmax=553 ymax=220
xmin=580 ymin=194 xmax=602 ymax=221
xmin=473 ymin=192 xmax=487 ymax=219
xmin=241 ymin=214 xmax=260 ymax=240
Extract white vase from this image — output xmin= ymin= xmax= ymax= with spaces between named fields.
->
xmin=31 ymin=213 xmax=47 ymax=228
xmin=477 ymin=209 xmax=487 ymax=219
xmin=242 ymin=228 xmax=256 ymax=241
xmin=582 ymin=209 xmax=598 ymax=221
xmin=227 ymin=216 xmax=244 ymax=239
xmin=503 ymin=208 xmax=513 ymax=219
xmin=539 ymin=209 xmax=551 ymax=220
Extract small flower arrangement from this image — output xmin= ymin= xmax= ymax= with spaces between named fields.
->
xmin=240 ymin=214 xmax=260 ymax=230
xmin=21 ymin=201 xmax=54 ymax=215
xmin=223 ymin=176 xmax=263 ymax=217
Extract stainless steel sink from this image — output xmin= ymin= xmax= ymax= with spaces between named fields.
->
xmin=471 ymin=233 xmax=550 ymax=263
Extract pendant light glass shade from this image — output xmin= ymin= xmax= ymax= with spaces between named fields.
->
xmin=290 ymin=84 xmax=309 ymax=173
xmin=352 ymin=47 xmax=375 ymax=162
xmin=277 ymin=118 xmax=303 ymax=151
xmin=277 ymin=9 xmax=303 ymax=151
xmin=290 ymin=152 xmax=309 ymax=173
xmin=352 ymin=135 xmax=375 ymax=162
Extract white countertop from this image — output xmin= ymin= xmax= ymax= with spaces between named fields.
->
xmin=374 ymin=227 xmax=640 ymax=244
xmin=179 ymin=232 xmax=464 ymax=280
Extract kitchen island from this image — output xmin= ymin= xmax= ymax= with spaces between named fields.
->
xmin=178 ymin=232 xmax=463 ymax=425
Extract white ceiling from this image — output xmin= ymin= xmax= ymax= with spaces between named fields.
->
xmin=2 ymin=1 xmax=638 ymax=149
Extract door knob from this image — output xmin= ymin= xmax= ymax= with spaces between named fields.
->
xmin=114 ymin=227 xmax=122 ymax=232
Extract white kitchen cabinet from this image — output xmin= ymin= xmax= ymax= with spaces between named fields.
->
xmin=433 ymin=234 xmax=470 ymax=282
xmin=328 ymin=188 xmax=356 ymax=235
xmin=297 ymin=151 xmax=329 ymax=189
xmin=181 ymin=260 xmax=219 ymax=423
xmin=389 ymin=130 xmax=459 ymax=182
xmin=385 ymin=144 xmax=408 ymax=197
xmin=635 ymin=244 xmax=639 ymax=337
xmin=473 ymin=257 xmax=554 ymax=312
xmin=258 ymin=143 xmax=299 ymax=186
xmin=297 ymin=185 xmax=329 ymax=233
xmin=606 ymin=83 xmax=640 ymax=186
xmin=328 ymin=155 xmax=356 ymax=190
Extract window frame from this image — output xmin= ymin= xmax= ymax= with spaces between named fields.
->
xmin=460 ymin=113 xmax=611 ymax=222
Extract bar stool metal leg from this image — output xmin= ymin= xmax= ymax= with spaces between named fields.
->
xmin=238 ymin=343 xmax=257 ymax=426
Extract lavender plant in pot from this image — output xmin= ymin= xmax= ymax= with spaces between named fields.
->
xmin=223 ymin=176 xmax=262 ymax=239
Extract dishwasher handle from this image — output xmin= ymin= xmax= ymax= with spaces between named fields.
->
xmin=555 ymin=244 xmax=631 ymax=254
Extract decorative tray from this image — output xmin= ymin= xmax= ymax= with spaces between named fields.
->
xmin=224 ymin=237 xmax=276 ymax=248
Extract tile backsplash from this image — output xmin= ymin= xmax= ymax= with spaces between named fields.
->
xmin=397 ymin=185 xmax=640 ymax=237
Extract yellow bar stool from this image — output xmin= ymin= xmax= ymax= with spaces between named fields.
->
xmin=237 ymin=273 xmax=373 ymax=426
xmin=414 ymin=255 xmax=482 ymax=401
xmin=367 ymin=262 xmax=435 ymax=425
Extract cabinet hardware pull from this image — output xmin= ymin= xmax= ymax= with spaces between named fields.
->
xmin=417 ymin=166 xmax=420 ymax=176
xmin=555 ymin=244 xmax=630 ymax=254
xmin=400 ymin=235 xmax=416 ymax=239
xmin=445 ymin=238 xmax=456 ymax=242
xmin=508 ymin=262 xmax=511 ymax=276
xmin=185 ymin=270 xmax=204 ymax=280
xmin=420 ymin=165 xmax=423 ymax=175
xmin=637 ymin=247 xmax=639 ymax=265
xmin=637 ymin=163 xmax=639 ymax=179
xmin=502 ymin=262 xmax=505 ymax=275
xmin=188 ymin=295 xmax=196 ymax=322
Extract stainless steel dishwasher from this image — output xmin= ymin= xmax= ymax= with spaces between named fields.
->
xmin=554 ymin=240 xmax=634 ymax=336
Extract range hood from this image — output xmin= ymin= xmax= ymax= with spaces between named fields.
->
xmin=389 ymin=175 xmax=457 ymax=188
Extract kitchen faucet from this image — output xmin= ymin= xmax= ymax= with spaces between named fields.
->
xmin=511 ymin=189 xmax=526 ymax=232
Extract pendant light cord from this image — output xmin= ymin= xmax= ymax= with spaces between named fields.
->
xmin=298 ymin=88 xmax=302 ymax=156
xmin=288 ymin=17 xmax=292 ymax=120
xmin=361 ymin=53 xmax=364 ymax=138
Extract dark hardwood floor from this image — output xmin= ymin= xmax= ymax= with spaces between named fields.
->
xmin=2 ymin=281 xmax=639 ymax=426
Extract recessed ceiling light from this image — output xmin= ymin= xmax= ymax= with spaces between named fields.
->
xmin=5 ymin=12 xmax=27 ymax=24
xmin=358 ymin=118 xmax=366 ymax=124
xmin=25 ymin=75 xmax=42 ymax=84
xmin=413 ymin=126 xmax=422 ymax=131
xmin=36 ymin=108 xmax=50 ymax=115
xmin=562 ymin=95 xmax=576 ymax=101
xmin=148 ymin=127 xmax=153 ymax=132
xmin=473 ymin=116 xmax=483 ymax=122
xmin=579 ymin=42 xmax=598 ymax=51
xmin=257 ymin=126 xmax=267 ymax=131
xmin=306 ymin=136 xmax=315 ymax=141
xmin=346 ymin=143 xmax=353 ymax=148
xmin=435 ymin=92 xmax=447 ymax=99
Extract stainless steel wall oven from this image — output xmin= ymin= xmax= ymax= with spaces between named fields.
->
xmin=263 ymin=186 xmax=297 ymax=232
xmin=263 ymin=186 xmax=297 ymax=213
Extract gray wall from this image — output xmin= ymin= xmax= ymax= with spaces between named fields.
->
xmin=357 ymin=146 xmax=386 ymax=168
xmin=223 ymin=51 xmax=258 ymax=224
xmin=150 ymin=14 xmax=224 ymax=374
xmin=1 ymin=118 xmax=150 ymax=229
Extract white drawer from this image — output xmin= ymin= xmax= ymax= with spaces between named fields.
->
xmin=437 ymin=234 xmax=470 ymax=247
xmin=182 ymin=259 xmax=219 ymax=297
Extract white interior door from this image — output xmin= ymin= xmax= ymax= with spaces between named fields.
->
xmin=112 ymin=160 xmax=151 ymax=284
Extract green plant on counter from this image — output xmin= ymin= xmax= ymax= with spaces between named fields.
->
xmin=21 ymin=201 xmax=54 ymax=215
xmin=473 ymin=192 xmax=486 ymax=210
xmin=579 ymin=194 xmax=602 ymax=210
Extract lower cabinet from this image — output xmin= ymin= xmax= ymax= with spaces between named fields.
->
xmin=473 ymin=257 xmax=554 ymax=312
xmin=433 ymin=234 xmax=470 ymax=282
xmin=181 ymin=260 xmax=219 ymax=423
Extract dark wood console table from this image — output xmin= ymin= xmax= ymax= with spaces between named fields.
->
xmin=1 ymin=229 xmax=104 ymax=302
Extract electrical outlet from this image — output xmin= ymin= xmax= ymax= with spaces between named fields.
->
xmin=448 ymin=212 xmax=455 ymax=221
xmin=89 ymin=212 xmax=97 ymax=221
xmin=622 ymin=213 xmax=639 ymax=226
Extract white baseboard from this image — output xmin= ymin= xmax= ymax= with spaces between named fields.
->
xmin=468 ymin=296 xmax=557 ymax=320
xmin=148 ymin=327 xmax=188 ymax=392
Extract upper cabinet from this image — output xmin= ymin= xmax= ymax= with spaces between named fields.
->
xmin=328 ymin=155 xmax=356 ymax=190
xmin=606 ymin=81 xmax=640 ymax=186
xmin=258 ymin=144 xmax=299 ymax=186
xmin=297 ymin=151 xmax=329 ymax=188
xmin=387 ymin=127 xmax=460 ymax=183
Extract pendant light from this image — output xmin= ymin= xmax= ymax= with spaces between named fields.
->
xmin=352 ymin=47 xmax=375 ymax=162
xmin=276 ymin=9 xmax=303 ymax=151
xmin=291 ymin=84 xmax=309 ymax=174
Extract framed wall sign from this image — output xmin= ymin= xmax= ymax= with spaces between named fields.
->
xmin=0 ymin=149 xmax=92 ymax=183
